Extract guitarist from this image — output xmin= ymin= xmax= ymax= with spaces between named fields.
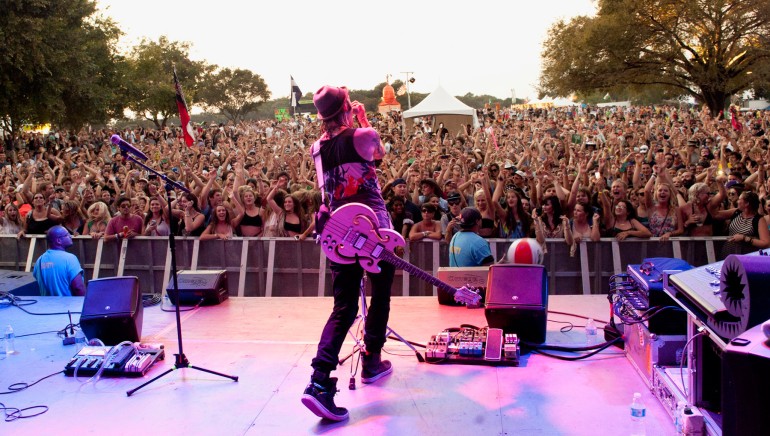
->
xmin=301 ymin=85 xmax=395 ymax=422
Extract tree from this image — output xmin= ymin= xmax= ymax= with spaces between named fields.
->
xmin=197 ymin=68 xmax=271 ymax=123
xmin=539 ymin=0 xmax=770 ymax=115
xmin=0 ymin=0 xmax=125 ymax=138
xmin=124 ymin=36 xmax=208 ymax=129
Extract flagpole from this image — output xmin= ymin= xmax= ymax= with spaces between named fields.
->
xmin=401 ymin=71 xmax=413 ymax=109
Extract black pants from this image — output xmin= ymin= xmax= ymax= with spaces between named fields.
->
xmin=311 ymin=260 xmax=395 ymax=375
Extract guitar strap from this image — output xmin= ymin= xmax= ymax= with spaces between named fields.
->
xmin=311 ymin=141 xmax=326 ymax=205
xmin=311 ymin=141 xmax=331 ymax=236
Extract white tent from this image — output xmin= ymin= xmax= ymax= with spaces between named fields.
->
xmin=552 ymin=97 xmax=579 ymax=107
xmin=402 ymin=86 xmax=479 ymax=135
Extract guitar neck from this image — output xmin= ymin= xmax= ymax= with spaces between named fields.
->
xmin=382 ymin=251 xmax=457 ymax=295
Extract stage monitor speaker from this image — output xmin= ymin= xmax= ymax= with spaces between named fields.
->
xmin=79 ymin=276 xmax=143 ymax=345
xmin=484 ymin=264 xmax=548 ymax=344
xmin=0 ymin=270 xmax=39 ymax=296
xmin=166 ymin=270 xmax=228 ymax=306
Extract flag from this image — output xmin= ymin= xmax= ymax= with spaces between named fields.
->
xmin=729 ymin=105 xmax=743 ymax=132
xmin=173 ymin=66 xmax=194 ymax=147
xmin=291 ymin=76 xmax=302 ymax=112
xmin=603 ymin=93 xmax=610 ymax=101
xmin=397 ymin=84 xmax=407 ymax=96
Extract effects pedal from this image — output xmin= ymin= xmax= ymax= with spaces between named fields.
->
xmin=484 ymin=328 xmax=503 ymax=361
xmin=64 ymin=343 xmax=165 ymax=377
xmin=425 ymin=327 xmax=518 ymax=366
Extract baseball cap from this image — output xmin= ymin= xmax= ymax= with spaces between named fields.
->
xmin=459 ymin=207 xmax=482 ymax=229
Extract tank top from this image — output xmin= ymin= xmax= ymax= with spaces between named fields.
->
xmin=240 ymin=208 xmax=263 ymax=227
xmin=648 ymin=208 xmax=676 ymax=237
xmin=284 ymin=220 xmax=301 ymax=234
xmin=26 ymin=213 xmax=57 ymax=235
xmin=316 ymin=129 xmax=391 ymax=229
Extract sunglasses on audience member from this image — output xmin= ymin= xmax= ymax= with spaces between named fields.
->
xmin=447 ymin=199 xmax=461 ymax=206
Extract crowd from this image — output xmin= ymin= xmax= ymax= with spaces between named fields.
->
xmin=2 ymin=103 xmax=770 ymax=258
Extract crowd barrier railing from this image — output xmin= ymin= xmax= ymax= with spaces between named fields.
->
xmin=0 ymin=235 xmax=731 ymax=298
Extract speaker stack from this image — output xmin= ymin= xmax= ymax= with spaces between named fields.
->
xmin=484 ymin=264 xmax=549 ymax=344
xmin=79 ymin=276 xmax=143 ymax=345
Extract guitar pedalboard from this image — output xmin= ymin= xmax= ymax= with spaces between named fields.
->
xmin=64 ymin=342 xmax=165 ymax=378
xmin=426 ymin=327 xmax=519 ymax=366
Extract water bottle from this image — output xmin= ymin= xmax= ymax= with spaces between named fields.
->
xmin=585 ymin=318 xmax=598 ymax=345
xmin=5 ymin=325 xmax=18 ymax=355
xmin=630 ymin=392 xmax=646 ymax=436
xmin=74 ymin=328 xmax=87 ymax=352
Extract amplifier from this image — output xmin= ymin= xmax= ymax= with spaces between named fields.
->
xmin=624 ymin=315 xmax=685 ymax=386
xmin=627 ymin=258 xmax=691 ymax=335
xmin=167 ymin=270 xmax=228 ymax=306
xmin=436 ymin=266 xmax=489 ymax=306
xmin=721 ymin=321 xmax=770 ymax=436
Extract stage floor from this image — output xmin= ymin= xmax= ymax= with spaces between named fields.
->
xmin=1 ymin=296 xmax=675 ymax=435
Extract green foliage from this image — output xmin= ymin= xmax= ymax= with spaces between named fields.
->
xmin=197 ymin=68 xmax=271 ymax=123
xmin=0 ymin=0 xmax=125 ymax=135
xmin=539 ymin=0 xmax=770 ymax=114
xmin=124 ymin=36 xmax=208 ymax=129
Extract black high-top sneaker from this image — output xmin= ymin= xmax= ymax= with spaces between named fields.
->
xmin=361 ymin=352 xmax=393 ymax=384
xmin=301 ymin=370 xmax=349 ymax=421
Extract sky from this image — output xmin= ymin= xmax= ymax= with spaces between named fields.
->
xmin=96 ymin=0 xmax=597 ymax=101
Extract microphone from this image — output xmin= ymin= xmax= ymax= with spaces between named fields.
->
xmin=111 ymin=134 xmax=148 ymax=161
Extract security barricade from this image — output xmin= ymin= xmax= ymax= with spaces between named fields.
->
xmin=0 ymin=235 xmax=730 ymax=297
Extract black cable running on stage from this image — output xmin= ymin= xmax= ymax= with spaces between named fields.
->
xmin=160 ymin=298 xmax=203 ymax=312
xmin=548 ymin=319 xmax=576 ymax=333
xmin=0 ymin=370 xmax=63 ymax=421
xmin=142 ymin=293 xmax=162 ymax=307
xmin=0 ymin=370 xmax=64 ymax=395
xmin=523 ymin=336 xmax=624 ymax=361
xmin=15 ymin=330 xmax=63 ymax=338
xmin=0 ymin=402 xmax=49 ymax=422
xmin=548 ymin=310 xmax=609 ymax=325
xmin=1 ymin=292 xmax=81 ymax=316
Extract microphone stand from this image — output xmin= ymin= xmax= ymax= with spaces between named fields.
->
xmin=123 ymin=151 xmax=238 ymax=397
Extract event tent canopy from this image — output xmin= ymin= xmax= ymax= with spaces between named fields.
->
xmin=402 ymin=86 xmax=479 ymax=132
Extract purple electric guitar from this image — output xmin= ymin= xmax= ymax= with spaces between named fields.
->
xmin=317 ymin=203 xmax=481 ymax=306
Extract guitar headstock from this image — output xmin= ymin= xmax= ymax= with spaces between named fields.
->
xmin=454 ymin=286 xmax=482 ymax=306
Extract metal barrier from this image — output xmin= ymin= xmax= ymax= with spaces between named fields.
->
xmin=0 ymin=235 xmax=730 ymax=297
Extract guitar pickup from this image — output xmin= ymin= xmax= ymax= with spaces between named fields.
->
xmin=371 ymin=244 xmax=384 ymax=259
xmin=353 ymin=234 xmax=368 ymax=250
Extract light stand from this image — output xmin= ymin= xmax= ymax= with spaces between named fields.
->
xmin=338 ymin=273 xmax=424 ymax=390
xmin=121 ymin=150 xmax=238 ymax=397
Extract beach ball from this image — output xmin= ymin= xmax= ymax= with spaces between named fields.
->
xmin=506 ymin=238 xmax=544 ymax=265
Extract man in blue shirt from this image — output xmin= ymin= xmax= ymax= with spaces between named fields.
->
xmin=33 ymin=225 xmax=86 ymax=296
xmin=449 ymin=208 xmax=494 ymax=267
